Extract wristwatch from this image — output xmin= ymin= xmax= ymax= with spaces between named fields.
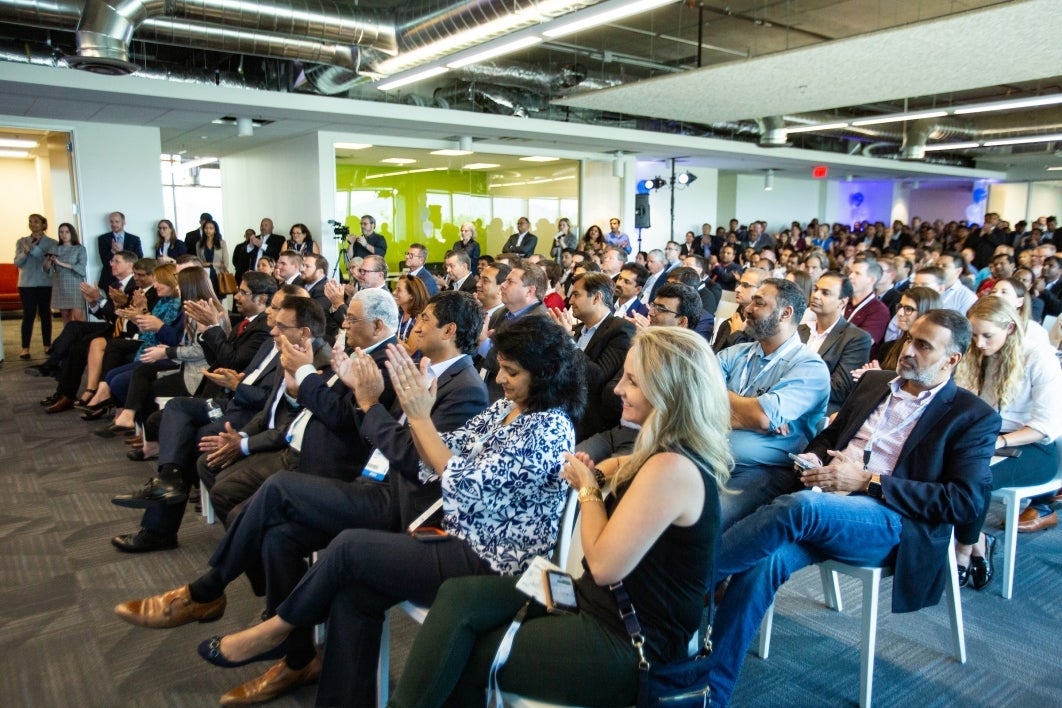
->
xmin=865 ymin=474 xmax=883 ymax=500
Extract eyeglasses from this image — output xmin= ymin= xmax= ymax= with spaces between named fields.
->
xmin=237 ymin=288 xmax=252 ymax=296
xmin=344 ymin=315 xmax=369 ymax=325
xmin=273 ymin=321 xmax=303 ymax=332
xmin=897 ymin=304 xmax=918 ymax=314
xmin=736 ymin=282 xmax=757 ymax=289
xmin=650 ymin=302 xmax=679 ymax=316
xmin=357 ymin=268 xmax=383 ymax=275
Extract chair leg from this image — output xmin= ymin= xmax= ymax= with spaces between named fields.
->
xmin=756 ymin=601 xmax=774 ymax=659
xmin=819 ymin=565 xmax=842 ymax=611
xmin=857 ymin=571 xmax=881 ymax=708
xmin=201 ymin=481 xmax=215 ymax=525
xmin=1001 ymin=492 xmax=1020 ymax=600
xmin=943 ymin=539 xmax=967 ymax=663
xmin=377 ymin=610 xmax=391 ymax=708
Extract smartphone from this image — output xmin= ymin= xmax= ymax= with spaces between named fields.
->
xmin=410 ymin=526 xmax=448 ymax=542
xmin=788 ymin=453 xmax=817 ymax=471
xmin=543 ymin=570 xmax=578 ymax=614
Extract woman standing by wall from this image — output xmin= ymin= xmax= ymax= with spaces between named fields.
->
xmin=195 ymin=219 xmax=229 ymax=297
xmin=14 ymin=213 xmax=58 ymax=359
xmin=46 ymin=222 xmax=87 ymax=324
xmin=154 ymin=219 xmax=186 ymax=264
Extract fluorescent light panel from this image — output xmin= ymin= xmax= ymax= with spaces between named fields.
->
xmin=381 ymin=157 xmax=417 ymax=164
xmin=955 ymin=94 xmax=1062 ymax=115
xmin=785 ymin=122 xmax=849 ymax=134
xmin=520 ymin=156 xmax=560 ymax=162
xmin=0 ymin=138 xmax=37 ymax=149
xmin=543 ymin=0 xmax=674 ymax=38
xmin=1047 ymin=166 xmax=1062 ymax=171
xmin=447 ymin=36 xmax=542 ymax=69
xmin=922 ymin=142 xmax=980 ymax=152
xmin=0 ymin=149 xmax=30 ymax=158
xmin=851 ymin=110 xmax=948 ymax=127
xmin=983 ymin=133 xmax=1062 ymax=147
xmin=431 ymin=149 xmax=474 ymax=156
xmin=463 ymin=163 xmax=501 ymax=169
xmin=335 ymin=142 xmax=372 ymax=150
xmin=376 ymin=66 xmax=449 ymax=91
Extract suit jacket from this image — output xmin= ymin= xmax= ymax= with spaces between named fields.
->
xmin=574 ymin=315 xmax=635 ymax=441
xmin=617 ymin=297 xmax=649 ymax=320
xmin=806 ymin=371 xmax=999 ymax=613
xmin=502 ymin=232 xmax=538 ymax=257
xmin=225 ymin=339 xmax=283 ymax=413
xmin=698 ymin=278 xmax=722 ymax=315
xmin=294 ymin=337 xmax=399 ymax=478
xmin=156 ymin=240 xmax=187 ymax=261
xmin=411 ymin=267 xmax=439 ymax=296
xmin=200 ymin=312 xmax=272 ymax=374
xmin=304 ymin=278 xmax=340 ymax=343
xmin=232 ymin=237 xmax=282 ymax=282
xmin=185 ymin=228 xmax=202 ymax=255
xmin=359 ymin=354 xmax=488 ymax=528
xmin=1038 ymin=279 xmax=1062 ymax=318
xmin=97 ymin=233 xmax=143 ymax=289
xmin=89 ymin=275 xmax=139 ymax=332
xmin=453 ymin=275 xmax=477 ymax=294
xmin=480 ymin=303 xmax=548 ymax=402
xmin=798 ymin=318 xmax=873 ymax=414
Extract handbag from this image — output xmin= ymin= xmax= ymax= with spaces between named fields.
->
xmin=610 ymin=580 xmax=714 ymax=708
xmin=217 ymin=269 xmax=238 ymax=296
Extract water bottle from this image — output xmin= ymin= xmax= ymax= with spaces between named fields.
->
xmin=205 ymin=399 xmax=224 ymax=421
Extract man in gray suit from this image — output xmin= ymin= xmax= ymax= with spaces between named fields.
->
xmin=798 ymin=271 xmax=872 ymax=414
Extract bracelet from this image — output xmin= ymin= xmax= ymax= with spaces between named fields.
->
xmin=577 ymin=486 xmax=603 ymax=504
xmin=1001 ymin=434 xmax=1009 ymax=448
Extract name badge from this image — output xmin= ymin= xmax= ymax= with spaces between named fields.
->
xmin=361 ymin=448 xmax=390 ymax=481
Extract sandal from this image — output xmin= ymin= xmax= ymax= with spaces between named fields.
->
xmin=80 ymin=404 xmax=114 ymax=421
xmin=73 ymin=389 xmax=98 ymax=410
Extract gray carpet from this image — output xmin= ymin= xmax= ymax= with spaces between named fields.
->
xmin=1 ymin=316 xmax=1060 ymax=707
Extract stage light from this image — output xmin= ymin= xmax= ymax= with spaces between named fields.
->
xmin=676 ymin=171 xmax=697 ymax=186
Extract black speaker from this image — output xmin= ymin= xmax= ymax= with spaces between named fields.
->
xmin=634 ymin=194 xmax=651 ymax=229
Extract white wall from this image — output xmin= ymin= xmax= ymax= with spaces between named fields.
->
xmin=733 ymin=173 xmax=825 ymax=234
xmin=1028 ymin=181 xmax=1062 ymax=222
xmin=902 ymin=183 xmax=975 ymax=224
xmin=221 ymin=132 xmax=328 ymax=262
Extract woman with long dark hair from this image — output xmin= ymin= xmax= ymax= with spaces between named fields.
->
xmin=394 ymin=274 xmax=430 ymax=354
xmin=195 ymin=219 xmax=229 ymax=297
xmin=285 ymin=223 xmax=319 ymax=256
xmin=154 ymin=219 xmax=186 ymax=263
xmin=46 ymin=221 xmax=87 ymax=324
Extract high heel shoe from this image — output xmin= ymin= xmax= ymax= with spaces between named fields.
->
xmin=969 ymin=534 xmax=997 ymax=590
xmin=72 ymin=389 xmax=98 ymax=411
xmin=80 ymin=402 xmax=115 ymax=421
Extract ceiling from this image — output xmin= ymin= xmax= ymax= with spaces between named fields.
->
xmin=0 ymin=0 xmax=1059 ymax=180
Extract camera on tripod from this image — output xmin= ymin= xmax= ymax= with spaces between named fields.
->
xmin=328 ymin=219 xmax=350 ymax=240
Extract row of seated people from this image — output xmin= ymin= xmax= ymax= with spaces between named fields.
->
xmin=28 ymin=247 xmax=1058 ymax=704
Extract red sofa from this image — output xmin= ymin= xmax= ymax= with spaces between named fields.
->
xmin=0 ymin=263 xmax=21 ymax=312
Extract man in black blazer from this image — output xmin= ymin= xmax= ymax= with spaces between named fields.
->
xmin=404 ymin=243 xmax=439 ymax=296
xmin=502 ymin=216 xmax=537 ymax=257
xmin=96 ymin=212 xmax=143 ymax=290
xmin=233 ymin=218 xmax=286 ymax=284
xmin=114 ymin=292 xmax=490 ymax=705
xmin=553 ymin=272 xmax=634 ymax=441
xmin=703 ymin=309 xmax=999 ymax=706
xmin=798 ymin=272 xmax=873 ymax=414
xmin=445 ymin=250 xmax=477 ymax=294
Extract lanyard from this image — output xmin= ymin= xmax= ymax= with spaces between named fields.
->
xmin=736 ymin=335 xmax=803 ymax=397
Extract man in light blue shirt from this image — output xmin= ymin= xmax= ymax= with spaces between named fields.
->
xmin=716 ymin=277 xmax=830 ymax=529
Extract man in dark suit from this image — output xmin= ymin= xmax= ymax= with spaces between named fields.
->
xmin=799 ymin=272 xmax=873 ymax=414
xmin=97 ymin=212 xmax=143 ymax=290
xmin=114 ymin=291 xmax=489 ymax=705
xmin=614 ymin=263 xmax=650 ymax=319
xmin=184 ymin=211 xmax=212 ymax=255
xmin=553 ymin=273 xmax=634 ymax=441
xmin=502 ymin=216 xmax=537 ymax=257
xmin=703 ymin=309 xmax=999 ymax=706
xmin=404 ymin=242 xmax=438 ymax=295
xmin=297 ymin=253 xmax=339 ymax=343
xmin=477 ymin=261 xmax=548 ymax=401
xmin=445 ymin=250 xmax=477 ymax=294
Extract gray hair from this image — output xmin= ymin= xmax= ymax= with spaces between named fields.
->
xmin=353 ymin=287 xmax=399 ymax=331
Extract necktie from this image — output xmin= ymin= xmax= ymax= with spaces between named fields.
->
xmin=237 ymin=318 xmax=249 ymax=336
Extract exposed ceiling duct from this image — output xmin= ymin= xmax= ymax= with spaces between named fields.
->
xmin=756 ymin=116 xmax=790 ymax=148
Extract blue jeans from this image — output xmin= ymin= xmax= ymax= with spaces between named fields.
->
xmin=705 ymin=491 xmax=903 ymax=706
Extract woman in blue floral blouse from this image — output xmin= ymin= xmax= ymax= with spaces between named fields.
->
xmin=191 ymin=316 xmax=587 ymax=706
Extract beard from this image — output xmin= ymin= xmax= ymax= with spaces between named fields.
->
xmin=897 ymin=356 xmax=938 ymax=387
xmin=745 ymin=308 xmax=781 ymax=341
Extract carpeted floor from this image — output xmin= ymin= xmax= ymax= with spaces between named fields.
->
xmin=1 ymin=315 xmax=1060 ymax=707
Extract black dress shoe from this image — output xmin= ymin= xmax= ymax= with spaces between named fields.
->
xmin=197 ymin=635 xmax=289 ymax=668
xmin=970 ymin=534 xmax=997 ymax=591
xmin=39 ymin=394 xmax=60 ymax=406
xmin=111 ymin=529 xmax=179 ymax=553
xmin=25 ymin=363 xmax=58 ymax=377
xmin=126 ymin=448 xmax=158 ymax=461
xmin=112 ymin=477 xmax=189 ymax=508
xmin=956 ymin=563 xmax=969 ymax=588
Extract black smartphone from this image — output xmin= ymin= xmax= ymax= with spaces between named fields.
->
xmin=543 ymin=570 xmax=578 ymax=614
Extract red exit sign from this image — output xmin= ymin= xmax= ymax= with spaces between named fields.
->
xmin=812 ymin=165 xmax=829 ymax=179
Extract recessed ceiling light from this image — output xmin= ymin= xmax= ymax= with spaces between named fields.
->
xmin=1047 ymin=166 xmax=1062 ymax=171
xmin=381 ymin=158 xmax=417 ymax=164
xmin=0 ymin=149 xmax=30 ymax=158
xmin=431 ymin=149 xmax=474 ymax=156
xmin=463 ymin=162 xmax=500 ymax=169
xmin=0 ymin=138 xmax=37 ymax=149
xmin=335 ymin=142 xmax=372 ymax=150
xmin=519 ymin=156 xmax=560 ymax=162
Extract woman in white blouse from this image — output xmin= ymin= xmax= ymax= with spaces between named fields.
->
xmin=986 ymin=276 xmax=1051 ymax=350
xmin=953 ymin=296 xmax=1062 ymax=590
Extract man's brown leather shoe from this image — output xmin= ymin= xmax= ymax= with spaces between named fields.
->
xmin=219 ymin=656 xmax=321 ymax=705
xmin=1017 ymin=510 xmax=1058 ymax=533
xmin=114 ymin=586 xmax=225 ymax=628
xmin=44 ymin=395 xmax=75 ymax=414
xmin=1049 ymin=488 xmax=1062 ymax=505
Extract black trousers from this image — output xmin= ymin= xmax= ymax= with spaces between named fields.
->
xmin=19 ymin=286 xmax=52 ymax=348
xmin=45 ymin=320 xmax=108 ymax=367
xmin=125 ymin=364 xmax=185 ymax=424
xmin=276 ymin=528 xmax=493 ymax=707
xmin=101 ymin=336 xmax=141 ymax=377
xmin=203 ymin=471 xmax=398 ymax=668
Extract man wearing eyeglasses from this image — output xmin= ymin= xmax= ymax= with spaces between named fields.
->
xmin=348 ymin=214 xmax=387 ymax=260
xmin=405 ymin=243 xmax=438 ymax=295
xmin=502 ymin=216 xmax=538 ymax=258
xmin=714 ymin=267 xmax=768 ymax=353
xmin=356 ymin=255 xmax=389 ymax=291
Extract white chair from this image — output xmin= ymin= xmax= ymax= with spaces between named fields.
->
xmin=990 ymin=438 xmax=1062 ymax=599
xmin=756 ymin=538 xmax=966 ymax=708
xmin=200 ymin=480 xmax=215 ymax=524
xmin=376 ymin=488 xmax=582 ymax=708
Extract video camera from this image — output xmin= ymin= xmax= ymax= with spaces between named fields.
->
xmin=328 ymin=219 xmax=350 ymax=239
